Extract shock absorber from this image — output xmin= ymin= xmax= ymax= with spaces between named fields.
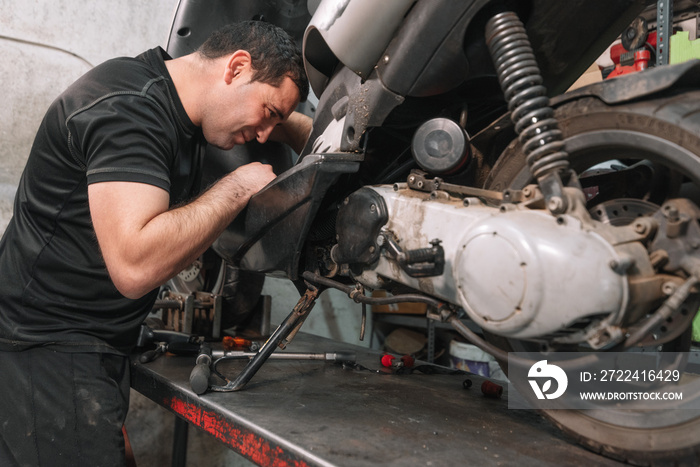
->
xmin=485 ymin=11 xmax=573 ymax=214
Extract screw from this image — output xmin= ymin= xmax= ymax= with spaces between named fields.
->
xmin=547 ymin=196 xmax=564 ymax=213
xmin=663 ymin=204 xmax=679 ymax=221
xmin=662 ymin=281 xmax=677 ymax=296
xmin=634 ymin=222 xmax=647 ymax=234
xmin=408 ymin=175 xmax=416 ymax=184
xmin=370 ymin=204 xmax=376 ymax=213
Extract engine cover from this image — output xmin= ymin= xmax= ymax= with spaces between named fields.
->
xmin=344 ymin=185 xmax=630 ymax=340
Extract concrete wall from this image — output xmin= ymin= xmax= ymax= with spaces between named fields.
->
xmin=0 ymin=0 xmax=179 ymax=232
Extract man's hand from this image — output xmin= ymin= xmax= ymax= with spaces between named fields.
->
xmin=88 ymin=162 xmax=275 ymax=299
xmin=229 ymin=161 xmax=277 ymax=198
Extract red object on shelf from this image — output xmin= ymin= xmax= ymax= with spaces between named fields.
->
xmin=606 ymin=49 xmax=651 ymax=79
xmin=610 ymin=31 xmax=657 ymax=65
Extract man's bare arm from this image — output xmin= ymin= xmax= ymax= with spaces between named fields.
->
xmin=269 ymin=111 xmax=313 ymax=154
xmin=88 ymin=162 xmax=275 ymax=299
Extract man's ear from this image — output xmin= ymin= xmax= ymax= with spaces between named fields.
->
xmin=223 ymin=50 xmax=252 ymax=84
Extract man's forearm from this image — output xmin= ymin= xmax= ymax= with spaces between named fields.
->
xmin=130 ymin=173 xmax=252 ymax=293
xmin=89 ymin=163 xmax=276 ymax=299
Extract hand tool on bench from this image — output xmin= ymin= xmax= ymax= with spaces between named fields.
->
xmin=189 ymin=343 xmax=356 ymax=395
xmin=136 ymin=323 xmax=202 ymax=362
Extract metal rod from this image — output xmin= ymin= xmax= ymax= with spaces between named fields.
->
xmin=212 ymin=350 xmax=356 ymax=361
xmin=301 ymin=271 xmax=444 ymax=308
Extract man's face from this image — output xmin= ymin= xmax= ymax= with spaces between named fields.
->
xmin=202 ymin=73 xmax=300 ymax=150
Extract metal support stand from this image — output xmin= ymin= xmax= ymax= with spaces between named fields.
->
xmin=210 ymin=287 xmax=321 ymax=392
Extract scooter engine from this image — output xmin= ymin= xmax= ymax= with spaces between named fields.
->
xmin=331 ymin=181 xmax=662 ymax=348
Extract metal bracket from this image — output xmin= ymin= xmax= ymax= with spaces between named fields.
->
xmin=405 ymin=170 xmax=524 ymax=204
xmin=381 ymin=231 xmax=445 ymax=278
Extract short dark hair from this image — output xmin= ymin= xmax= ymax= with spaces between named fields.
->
xmin=198 ymin=21 xmax=309 ymax=102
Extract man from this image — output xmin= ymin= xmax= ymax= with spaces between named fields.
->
xmin=0 ymin=21 xmax=311 ymax=466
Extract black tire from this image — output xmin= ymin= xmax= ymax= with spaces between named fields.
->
xmin=485 ymin=85 xmax=700 ymax=465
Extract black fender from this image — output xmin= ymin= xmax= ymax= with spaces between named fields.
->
xmin=555 ymin=59 xmax=700 ymax=107
xmin=211 ymin=153 xmax=362 ymax=279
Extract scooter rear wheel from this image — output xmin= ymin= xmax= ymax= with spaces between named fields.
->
xmin=485 ymin=85 xmax=700 ymax=465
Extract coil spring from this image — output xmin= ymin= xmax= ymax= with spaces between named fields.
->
xmin=485 ymin=11 xmax=570 ymax=180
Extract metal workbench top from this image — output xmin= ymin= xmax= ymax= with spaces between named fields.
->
xmin=131 ymin=333 xmax=624 ymax=467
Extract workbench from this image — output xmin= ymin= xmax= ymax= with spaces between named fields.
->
xmin=131 ymin=332 xmax=625 ymax=467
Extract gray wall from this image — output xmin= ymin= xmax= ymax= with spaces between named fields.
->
xmin=0 ymin=0 xmax=179 ymax=231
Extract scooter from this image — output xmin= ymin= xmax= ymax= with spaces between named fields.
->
xmin=163 ymin=0 xmax=700 ymax=463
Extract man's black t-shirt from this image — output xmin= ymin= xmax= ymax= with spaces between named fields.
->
xmin=0 ymin=47 xmax=203 ymax=354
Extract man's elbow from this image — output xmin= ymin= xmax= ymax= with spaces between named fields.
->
xmin=110 ymin=268 xmax=158 ymax=300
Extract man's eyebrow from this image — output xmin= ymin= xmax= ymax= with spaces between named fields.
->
xmin=270 ymin=105 xmax=284 ymax=119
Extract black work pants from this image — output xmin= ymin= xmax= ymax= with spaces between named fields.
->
xmin=0 ymin=347 xmax=130 ymax=467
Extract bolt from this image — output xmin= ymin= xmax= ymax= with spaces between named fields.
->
xmin=408 ymin=175 xmax=416 ymax=184
xmin=662 ymin=281 xmax=677 ymax=296
xmin=369 ymin=246 xmax=376 ymax=254
xmin=634 ymin=221 xmax=647 ymax=235
xmin=370 ymin=204 xmax=376 ymax=213
xmin=547 ymin=196 xmax=564 ymax=213
xmin=663 ymin=204 xmax=680 ymax=221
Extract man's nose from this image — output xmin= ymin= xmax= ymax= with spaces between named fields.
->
xmin=256 ymin=124 xmax=275 ymax=143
